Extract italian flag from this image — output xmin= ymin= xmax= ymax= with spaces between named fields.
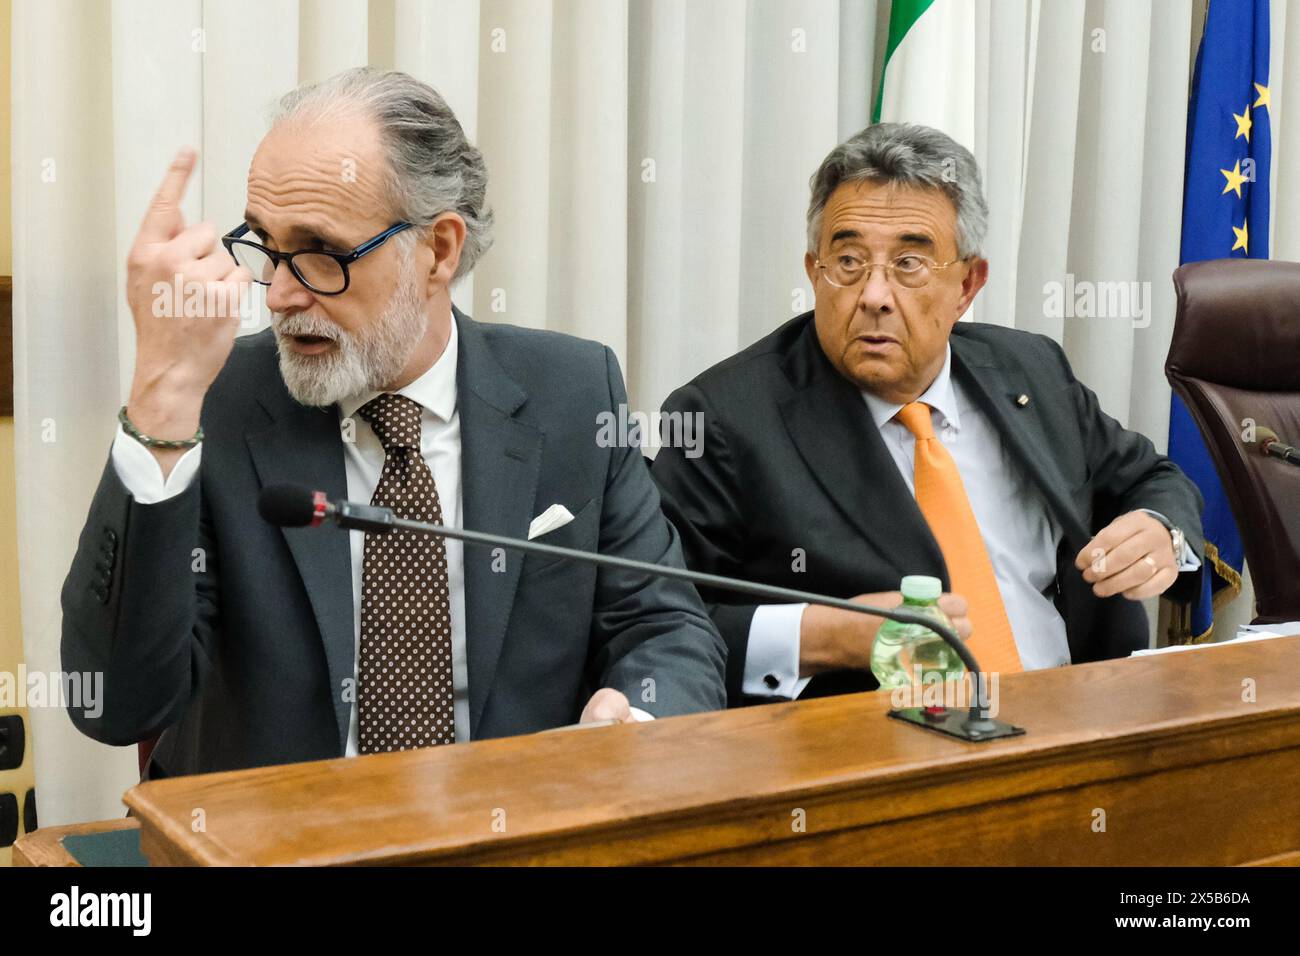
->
xmin=872 ymin=0 xmax=977 ymax=152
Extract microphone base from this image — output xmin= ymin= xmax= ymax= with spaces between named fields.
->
xmin=888 ymin=707 xmax=1026 ymax=742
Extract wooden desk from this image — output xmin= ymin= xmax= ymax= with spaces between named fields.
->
xmin=105 ymin=636 xmax=1300 ymax=864
xmin=12 ymin=818 xmax=140 ymax=867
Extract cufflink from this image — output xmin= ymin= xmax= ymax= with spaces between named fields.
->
xmin=764 ymin=674 xmax=780 ymax=690
xmin=1016 ymin=394 xmax=1030 ymax=407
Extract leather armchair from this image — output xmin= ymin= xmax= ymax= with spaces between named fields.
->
xmin=1166 ymin=258 xmax=1300 ymax=623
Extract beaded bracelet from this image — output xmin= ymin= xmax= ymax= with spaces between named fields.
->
xmin=118 ymin=406 xmax=204 ymax=450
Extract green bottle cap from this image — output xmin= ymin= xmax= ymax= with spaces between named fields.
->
xmin=900 ymin=575 xmax=942 ymax=602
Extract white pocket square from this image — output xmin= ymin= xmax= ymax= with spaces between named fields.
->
xmin=528 ymin=504 xmax=575 ymax=541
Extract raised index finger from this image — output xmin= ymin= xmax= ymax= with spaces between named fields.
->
xmin=138 ymin=148 xmax=198 ymax=243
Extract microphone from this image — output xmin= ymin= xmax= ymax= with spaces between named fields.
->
xmin=258 ymin=483 xmax=1024 ymax=742
xmin=1255 ymin=426 xmax=1300 ymax=467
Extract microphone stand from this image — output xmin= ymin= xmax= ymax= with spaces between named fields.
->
xmin=311 ymin=496 xmax=1024 ymax=742
xmin=1263 ymin=443 xmax=1300 ymax=466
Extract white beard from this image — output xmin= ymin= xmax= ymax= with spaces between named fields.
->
xmin=272 ymin=252 xmax=428 ymax=408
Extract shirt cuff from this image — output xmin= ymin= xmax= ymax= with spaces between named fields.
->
xmin=743 ymin=603 xmax=812 ymax=699
xmin=1140 ymin=508 xmax=1202 ymax=572
xmin=627 ymin=707 xmax=654 ymax=722
xmin=111 ymin=424 xmax=203 ymax=504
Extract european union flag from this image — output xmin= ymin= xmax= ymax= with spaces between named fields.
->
xmin=1169 ymin=0 xmax=1271 ymax=639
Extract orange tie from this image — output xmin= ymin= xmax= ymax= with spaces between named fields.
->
xmin=894 ymin=402 xmax=1023 ymax=675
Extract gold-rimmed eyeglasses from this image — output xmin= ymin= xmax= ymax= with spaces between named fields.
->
xmin=815 ymin=252 xmax=970 ymax=290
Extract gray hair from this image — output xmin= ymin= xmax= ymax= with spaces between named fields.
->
xmin=269 ymin=67 xmax=493 ymax=279
xmin=806 ymin=123 xmax=988 ymax=260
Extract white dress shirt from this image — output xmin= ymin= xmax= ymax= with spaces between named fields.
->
xmin=113 ymin=319 xmax=651 ymax=749
xmin=743 ymin=345 xmax=1198 ymax=698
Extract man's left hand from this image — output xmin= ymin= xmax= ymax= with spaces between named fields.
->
xmin=1075 ymin=510 xmax=1179 ymax=600
xmin=579 ymin=688 xmax=638 ymax=724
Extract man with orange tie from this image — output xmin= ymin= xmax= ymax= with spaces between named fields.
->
xmin=650 ymin=122 xmax=1204 ymax=704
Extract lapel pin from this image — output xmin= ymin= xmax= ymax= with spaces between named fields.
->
xmin=1016 ymin=394 xmax=1030 ymax=407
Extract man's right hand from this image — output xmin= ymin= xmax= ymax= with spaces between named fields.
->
xmin=123 ymin=148 xmax=252 ymax=476
xmin=798 ymin=591 xmax=972 ymax=677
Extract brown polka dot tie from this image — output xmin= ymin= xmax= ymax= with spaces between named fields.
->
xmin=356 ymin=393 xmax=455 ymax=753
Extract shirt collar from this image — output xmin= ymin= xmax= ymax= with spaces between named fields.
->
xmin=339 ymin=313 xmax=459 ymax=424
xmin=860 ymin=344 xmax=961 ymax=433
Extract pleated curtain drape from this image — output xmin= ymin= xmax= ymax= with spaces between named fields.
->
xmin=13 ymin=0 xmax=1298 ymax=823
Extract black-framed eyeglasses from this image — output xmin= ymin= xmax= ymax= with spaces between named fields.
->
xmin=222 ymin=221 xmax=414 ymax=295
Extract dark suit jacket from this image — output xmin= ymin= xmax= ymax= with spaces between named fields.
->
xmin=651 ymin=313 xmax=1204 ymax=705
xmin=62 ymin=309 xmax=726 ymax=777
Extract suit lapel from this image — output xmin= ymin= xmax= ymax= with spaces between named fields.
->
xmin=777 ymin=320 xmax=944 ymax=582
xmin=949 ymin=331 xmax=1090 ymax=544
xmin=245 ymin=378 xmax=354 ymax=754
xmin=455 ymin=310 xmax=543 ymax=735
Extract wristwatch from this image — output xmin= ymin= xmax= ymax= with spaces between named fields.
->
xmin=1142 ymin=509 xmax=1187 ymax=565
xmin=1169 ymin=525 xmax=1187 ymax=564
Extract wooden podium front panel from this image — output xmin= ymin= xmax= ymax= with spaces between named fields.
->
xmin=124 ymin=637 xmax=1300 ymax=866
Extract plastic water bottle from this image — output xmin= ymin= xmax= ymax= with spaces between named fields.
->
xmin=869 ymin=575 xmax=965 ymax=690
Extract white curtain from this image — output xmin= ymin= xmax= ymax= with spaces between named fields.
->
xmin=12 ymin=0 xmax=1294 ymax=824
